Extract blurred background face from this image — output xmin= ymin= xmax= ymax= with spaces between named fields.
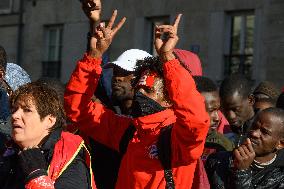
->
xmin=254 ymin=100 xmax=274 ymax=113
xmin=202 ymin=91 xmax=220 ymax=130
xmin=221 ymin=91 xmax=253 ymax=129
xmin=111 ymin=66 xmax=134 ymax=102
xmin=248 ymin=112 xmax=282 ymax=156
xmin=11 ymin=96 xmax=51 ymax=149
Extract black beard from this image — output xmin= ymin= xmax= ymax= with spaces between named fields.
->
xmin=130 ymin=92 xmax=166 ymax=118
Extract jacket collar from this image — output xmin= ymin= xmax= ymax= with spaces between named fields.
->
xmin=41 ymin=128 xmax=62 ymax=162
xmin=132 ymin=109 xmax=176 ymax=133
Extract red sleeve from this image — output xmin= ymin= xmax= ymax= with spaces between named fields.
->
xmin=64 ymin=54 xmax=131 ymax=151
xmin=25 ymin=176 xmax=54 ymax=189
xmin=163 ymin=59 xmax=210 ymax=164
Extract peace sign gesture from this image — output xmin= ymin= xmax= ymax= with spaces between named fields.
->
xmin=89 ymin=10 xmax=126 ymax=58
xmin=154 ymin=14 xmax=182 ymax=62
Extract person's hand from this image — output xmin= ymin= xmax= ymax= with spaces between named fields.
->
xmin=89 ymin=10 xmax=126 ymax=58
xmin=233 ymin=138 xmax=256 ymax=170
xmin=154 ymin=14 xmax=182 ymax=62
xmin=18 ymin=148 xmax=47 ymax=183
xmin=81 ymin=0 xmax=101 ymax=23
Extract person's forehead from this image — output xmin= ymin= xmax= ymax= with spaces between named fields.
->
xmin=113 ymin=66 xmax=133 ymax=77
xmin=256 ymin=112 xmax=281 ymax=131
xmin=223 ymin=91 xmax=246 ymax=104
xmin=14 ymin=94 xmax=35 ymax=106
xmin=254 ymin=101 xmax=274 ymax=108
xmin=203 ymin=91 xmax=220 ymax=101
xmin=203 ymin=92 xmax=220 ymax=107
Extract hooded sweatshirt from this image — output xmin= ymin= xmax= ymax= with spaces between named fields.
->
xmin=173 ymin=49 xmax=202 ymax=76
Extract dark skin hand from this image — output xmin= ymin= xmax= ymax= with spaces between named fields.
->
xmin=81 ymin=0 xmax=126 ymax=58
xmin=233 ymin=138 xmax=256 ymax=170
xmin=154 ymin=14 xmax=182 ymax=62
xmin=81 ymin=0 xmax=101 ymax=22
xmin=89 ymin=10 xmax=126 ymax=58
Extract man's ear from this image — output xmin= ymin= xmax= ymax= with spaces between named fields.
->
xmin=276 ymin=139 xmax=284 ymax=150
xmin=248 ymin=94 xmax=255 ymax=105
xmin=44 ymin=115 xmax=57 ymax=130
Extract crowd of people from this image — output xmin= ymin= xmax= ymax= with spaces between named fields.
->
xmin=1 ymin=0 xmax=284 ymax=188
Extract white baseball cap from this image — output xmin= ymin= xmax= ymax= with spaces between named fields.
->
xmin=104 ymin=49 xmax=152 ymax=72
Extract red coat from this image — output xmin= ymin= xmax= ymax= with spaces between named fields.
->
xmin=64 ymin=54 xmax=210 ymax=189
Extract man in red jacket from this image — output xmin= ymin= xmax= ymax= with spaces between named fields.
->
xmin=64 ymin=2 xmax=209 ymax=188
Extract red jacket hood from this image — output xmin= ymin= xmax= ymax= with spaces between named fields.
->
xmin=173 ymin=49 xmax=202 ymax=76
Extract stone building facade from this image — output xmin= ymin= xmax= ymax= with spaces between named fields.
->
xmin=0 ymin=0 xmax=283 ymax=87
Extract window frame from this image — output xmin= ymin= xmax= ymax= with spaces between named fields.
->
xmin=42 ymin=24 xmax=64 ymax=78
xmin=0 ymin=0 xmax=13 ymax=14
xmin=224 ymin=10 xmax=255 ymax=79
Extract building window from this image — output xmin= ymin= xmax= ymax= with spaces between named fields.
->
xmin=224 ymin=12 xmax=255 ymax=79
xmin=43 ymin=25 xmax=63 ymax=78
xmin=0 ymin=0 xmax=13 ymax=14
xmin=146 ymin=16 xmax=170 ymax=56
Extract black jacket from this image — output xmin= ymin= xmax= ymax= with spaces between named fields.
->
xmin=0 ymin=129 xmax=91 ymax=189
xmin=205 ymin=149 xmax=284 ymax=189
xmin=234 ymin=149 xmax=284 ymax=189
xmin=233 ymin=118 xmax=254 ymax=147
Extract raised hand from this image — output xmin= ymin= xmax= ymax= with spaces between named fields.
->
xmin=233 ymin=138 xmax=256 ymax=170
xmin=89 ymin=10 xmax=126 ymax=58
xmin=81 ymin=0 xmax=101 ymax=23
xmin=154 ymin=14 xmax=182 ymax=62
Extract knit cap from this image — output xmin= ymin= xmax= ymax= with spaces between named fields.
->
xmin=253 ymin=81 xmax=280 ymax=101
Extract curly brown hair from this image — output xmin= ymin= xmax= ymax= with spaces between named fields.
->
xmin=10 ymin=82 xmax=66 ymax=131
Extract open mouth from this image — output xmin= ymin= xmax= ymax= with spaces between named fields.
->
xmin=210 ymin=125 xmax=218 ymax=130
xmin=250 ymin=139 xmax=259 ymax=146
xmin=12 ymin=124 xmax=22 ymax=129
xmin=113 ymin=86 xmax=122 ymax=90
xmin=112 ymin=85 xmax=123 ymax=90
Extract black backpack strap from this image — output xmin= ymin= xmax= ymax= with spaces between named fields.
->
xmin=119 ymin=124 xmax=136 ymax=155
xmin=157 ymin=125 xmax=175 ymax=189
xmin=119 ymin=124 xmax=175 ymax=189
